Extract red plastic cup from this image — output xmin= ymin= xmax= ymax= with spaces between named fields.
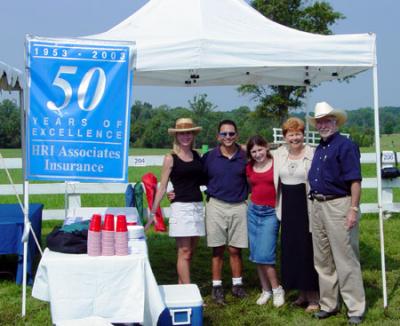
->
xmin=103 ymin=214 xmax=115 ymax=231
xmin=127 ymin=222 xmax=137 ymax=226
xmin=116 ymin=215 xmax=128 ymax=232
xmin=89 ymin=214 xmax=102 ymax=232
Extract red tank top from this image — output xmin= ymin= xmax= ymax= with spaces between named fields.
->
xmin=246 ymin=162 xmax=276 ymax=207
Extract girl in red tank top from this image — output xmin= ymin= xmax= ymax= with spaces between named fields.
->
xmin=246 ymin=135 xmax=285 ymax=307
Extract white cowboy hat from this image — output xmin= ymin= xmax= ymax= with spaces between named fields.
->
xmin=168 ymin=118 xmax=202 ymax=135
xmin=308 ymin=101 xmax=347 ymax=127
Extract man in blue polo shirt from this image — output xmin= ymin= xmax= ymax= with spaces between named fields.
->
xmin=308 ymin=102 xmax=365 ymax=325
xmin=202 ymin=119 xmax=248 ymax=305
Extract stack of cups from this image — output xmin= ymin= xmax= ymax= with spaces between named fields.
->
xmin=115 ymin=215 xmax=129 ymax=256
xmin=87 ymin=214 xmax=102 ymax=256
xmin=127 ymin=223 xmax=145 ymax=255
xmin=102 ymin=214 xmax=115 ymax=256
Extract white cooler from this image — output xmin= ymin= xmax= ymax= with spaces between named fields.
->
xmin=158 ymin=284 xmax=203 ymax=326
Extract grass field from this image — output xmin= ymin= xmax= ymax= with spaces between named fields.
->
xmin=1 ymin=164 xmax=399 ymax=207
xmin=1 ymin=147 xmax=400 ymax=209
xmin=1 ymin=144 xmax=400 ymax=324
xmin=1 ymin=214 xmax=400 ymax=325
xmin=359 ymin=133 xmax=400 ymax=153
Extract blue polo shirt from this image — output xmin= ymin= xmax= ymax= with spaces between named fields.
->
xmin=202 ymin=144 xmax=248 ymax=203
xmin=308 ymin=132 xmax=362 ymax=196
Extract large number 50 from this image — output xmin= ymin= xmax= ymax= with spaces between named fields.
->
xmin=46 ymin=66 xmax=106 ymax=116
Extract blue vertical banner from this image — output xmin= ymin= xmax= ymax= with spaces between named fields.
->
xmin=25 ymin=36 xmax=135 ymax=182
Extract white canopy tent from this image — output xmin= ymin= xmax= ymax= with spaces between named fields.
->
xmin=86 ymin=0 xmax=387 ymax=307
xmin=0 ymin=61 xmax=22 ymax=91
xmin=87 ymin=0 xmax=375 ymax=87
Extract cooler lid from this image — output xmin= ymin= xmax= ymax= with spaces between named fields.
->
xmin=158 ymin=284 xmax=203 ymax=307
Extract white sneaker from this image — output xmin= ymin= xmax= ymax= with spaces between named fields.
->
xmin=272 ymin=286 xmax=285 ymax=307
xmin=256 ymin=290 xmax=272 ymax=305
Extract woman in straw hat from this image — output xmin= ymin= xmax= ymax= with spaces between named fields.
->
xmin=146 ymin=118 xmax=205 ymax=284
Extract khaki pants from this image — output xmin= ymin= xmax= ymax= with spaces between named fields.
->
xmin=311 ymin=196 xmax=366 ymax=317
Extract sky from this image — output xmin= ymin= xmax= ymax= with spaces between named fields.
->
xmin=1 ymin=0 xmax=399 ymax=111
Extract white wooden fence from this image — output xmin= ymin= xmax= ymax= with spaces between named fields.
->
xmin=1 ymin=153 xmax=399 ymax=220
xmin=273 ymin=128 xmax=350 ymax=145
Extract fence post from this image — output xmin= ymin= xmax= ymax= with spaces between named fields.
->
xmin=65 ymin=182 xmax=81 ymax=218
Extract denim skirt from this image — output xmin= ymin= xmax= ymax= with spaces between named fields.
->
xmin=247 ymin=202 xmax=280 ymax=264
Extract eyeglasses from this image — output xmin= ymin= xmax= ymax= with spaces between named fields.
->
xmin=316 ymin=118 xmax=336 ymax=126
xmin=219 ymin=132 xmax=236 ymax=137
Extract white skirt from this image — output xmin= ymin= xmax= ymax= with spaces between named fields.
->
xmin=169 ymin=202 xmax=205 ymax=237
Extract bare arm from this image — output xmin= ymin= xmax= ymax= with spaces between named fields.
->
xmin=345 ymin=180 xmax=361 ymax=230
xmin=145 ymin=155 xmax=173 ymax=230
xmin=246 ymin=177 xmax=252 ymax=194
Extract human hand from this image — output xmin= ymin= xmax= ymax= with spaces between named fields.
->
xmin=345 ymin=210 xmax=358 ymax=230
xmin=144 ymin=220 xmax=152 ymax=231
xmin=144 ymin=213 xmax=155 ymax=231
xmin=166 ymin=191 xmax=176 ymax=202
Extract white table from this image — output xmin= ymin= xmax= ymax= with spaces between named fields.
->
xmin=32 ymin=249 xmax=165 ymax=325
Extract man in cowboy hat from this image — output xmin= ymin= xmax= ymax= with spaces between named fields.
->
xmin=308 ymin=102 xmax=366 ymax=324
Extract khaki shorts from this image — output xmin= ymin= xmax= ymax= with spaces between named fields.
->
xmin=205 ymin=197 xmax=248 ymax=248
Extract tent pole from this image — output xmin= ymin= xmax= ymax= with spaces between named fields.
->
xmin=22 ymin=181 xmax=29 ymax=317
xmin=20 ymin=87 xmax=29 ymax=317
xmin=305 ymin=85 xmax=310 ymax=144
xmin=372 ymin=63 xmax=387 ymax=308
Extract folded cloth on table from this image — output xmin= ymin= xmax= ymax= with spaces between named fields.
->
xmin=61 ymin=220 xmax=90 ymax=233
xmin=47 ymin=224 xmax=88 ymax=254
xmin=125 ymin=184 xmax=135 ymax=207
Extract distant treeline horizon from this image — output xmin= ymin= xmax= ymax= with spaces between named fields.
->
xmin=0 ymin=98 xmax=399 ymax=149
xmin=128 ymin=101 xmax=400 ymax=149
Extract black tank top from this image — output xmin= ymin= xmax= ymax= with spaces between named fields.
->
xmin=170 ymin=150 xmax=203 ymax=203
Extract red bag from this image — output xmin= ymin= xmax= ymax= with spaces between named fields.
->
xmin=142 ymin=173 xmax=167 ymax=232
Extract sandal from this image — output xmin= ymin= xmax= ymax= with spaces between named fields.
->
xmin=305 ymin=302 xmax=320 ymax=313
xmin=292 ymin=298 xmax=308 ymax=308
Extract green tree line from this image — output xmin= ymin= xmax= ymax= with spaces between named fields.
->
xmin=129 ymin=95 xmax=274 ymax=149
xmin=1 ymin=98 xmax=399 ymax=149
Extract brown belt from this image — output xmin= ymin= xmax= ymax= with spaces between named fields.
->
xmin=310 ymin=193 xmax=347 ymax=202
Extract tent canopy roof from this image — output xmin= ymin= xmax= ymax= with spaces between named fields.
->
xmin=87 ymin=0 xmax=376 ymax=87
xmin=0 ymin=61 xmax=22 ymax=91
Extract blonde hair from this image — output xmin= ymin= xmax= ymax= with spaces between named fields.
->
xmin=282 ymin=117 xmax=305 ymax=136
xmin=171 ymin=132 xmax=196 ymax=154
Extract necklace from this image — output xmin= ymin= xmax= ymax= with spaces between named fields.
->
xmin=287 ymin=159 xmax=299 ymax=176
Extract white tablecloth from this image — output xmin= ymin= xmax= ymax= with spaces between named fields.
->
xmin=32 ymin=249 xmax=165 ymax=325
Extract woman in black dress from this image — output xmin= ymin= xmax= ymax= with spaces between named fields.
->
xmin=273 ymin=117 xmax=319 ymax=312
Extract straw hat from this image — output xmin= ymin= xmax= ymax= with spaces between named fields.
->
xmin=168 ymin=118 xmax=202 ymax=135
xmin=308 ymin=101 xmax=347 ymax=127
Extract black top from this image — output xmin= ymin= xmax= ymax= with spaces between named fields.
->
xmin=170 ymin=150 xmax=203 ymax=203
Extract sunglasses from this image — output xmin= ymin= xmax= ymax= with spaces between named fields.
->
xmin=219 ymin=132 xmax=236 ymax=137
